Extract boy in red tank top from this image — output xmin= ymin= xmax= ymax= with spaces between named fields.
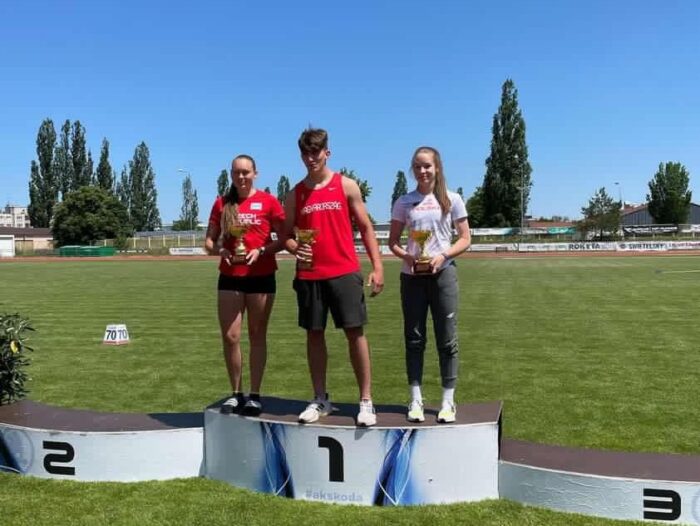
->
xmin=283 ymin=128 xmax=384 ymax=427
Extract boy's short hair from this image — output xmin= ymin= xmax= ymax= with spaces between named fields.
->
xmin=298 ymin=128 xmax=328 ymax=153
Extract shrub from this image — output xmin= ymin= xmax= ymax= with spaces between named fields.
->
xmin=0 ymin=314 xmax=35 ymax=405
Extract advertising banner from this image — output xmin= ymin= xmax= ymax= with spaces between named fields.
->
xmin=617 ymin=242 xmax=669 ymax=251
xmin=168 ymin=247 xmax=207 ymax=256
xmin=519 ymin=242 xmax=616 ymax=252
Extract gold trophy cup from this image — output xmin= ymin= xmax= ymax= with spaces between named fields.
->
xmin=228 ymin=225 xmax=249 ymax=264
xmin=294 ymin=228 xmax=318 ymax=270
xmin=410 ymin=229 xmax=433 ymax=274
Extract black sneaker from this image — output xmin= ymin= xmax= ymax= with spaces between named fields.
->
xmin=220 ymin=393 xmax=245 ymax=414
xmin=242 ymin=398 xmax=263 ymax=416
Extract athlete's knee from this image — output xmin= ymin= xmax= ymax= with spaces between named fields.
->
xmin=223 ymin=330 xmax=242 ymax=347
xmin=343 ymin=326 xmax=364 ymax=342
xmin=437 ymin=339 xmax=458 ymax=358
xmin=405 ymin=338 xmax=426 ymax=354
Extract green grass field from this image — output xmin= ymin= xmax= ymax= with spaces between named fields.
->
xmin=2 ymin=255 xmax=698 ymax=525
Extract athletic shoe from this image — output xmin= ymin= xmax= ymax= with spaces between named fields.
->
xmin=407 ymin=400 xmax=425 ymax=423
xmin=356 ymin=399 xmax=377 ymax=427
xmin=298 ymin=395 xmax=332 ymax=424
xmin=220 ymin=393 xmax=245 ymax=414
xmin=437 ymin=401 xmax=456 ymax=423
xmin=242 ymin=398 xmax=263 ymax=417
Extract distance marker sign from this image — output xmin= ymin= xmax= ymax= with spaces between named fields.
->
xmin=102 ymin=324 xmax=129 ymax=345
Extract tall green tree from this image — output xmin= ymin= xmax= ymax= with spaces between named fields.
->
xmin=578 ymin=187 xmax=621 ymax=240
xmin=276 ymin=175 xmax=291 ymax=203
xmin=466 ymin=185 xmax=485 ymax=228
xmin=217 ymin=169 xmax=229 ymax=196
xmin=391 ymin=170 xmax=407 ymax=210
xmin=128 ymin=142 xmax=161 ymax=231
xmin=27 ymin=161 xmax=47 ymax=227
xmin=27 ymin=119 xmax=58 ymax=227
xmin=173 ymin=174 xmax=199 ymax=231
xmin=115 ymin=165 xmax=130 ymax=211
xmin=53 ymin=119 xmax=73 ymax=199
xmin=87 ymin=150 xmax=94 ymax=185
xmin=51 ymin=186 xmax=131 ymax=246
xmin=339 ymin=167 xmax=374 ymax=224
xmin=95 ymin=138 xmax=115 ymax=192
xmin=71 ymin=120 xmax=91 ymax=189
xmin=482 ymin=79 xmax=532 ymax=227
xmin=647 ymin=162 xmax=692 ymax=224
xmin=339 ymin=168 xmax=371 ymax=202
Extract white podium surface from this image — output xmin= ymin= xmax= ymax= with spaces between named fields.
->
xmin=0 ymin=400 xmax=203 ymax=481
xmin=204 ymin=397 xmax=502 ymax=506
xmin=500 ymin=439 xmax=700 ymax=524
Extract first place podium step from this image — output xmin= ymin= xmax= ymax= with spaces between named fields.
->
xmin=204 ymin=396 xmax=502 ymax=506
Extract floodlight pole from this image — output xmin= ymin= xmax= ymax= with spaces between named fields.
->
xmin=520 ymin=174 xmax=524 ymax=243
xmin=517 ymin=156 xmax=524 ymax=245
xmin=615 ymin=182 xmax=624 ymax=240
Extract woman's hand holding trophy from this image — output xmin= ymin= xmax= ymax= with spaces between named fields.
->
xmin=410 ymin=229 xmax=433 ymax=274
xmin=227 ymin=224 xmax=250 ymax=264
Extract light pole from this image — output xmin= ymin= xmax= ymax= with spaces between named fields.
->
xmin=516 ymin=154 xmax=524 ymax=243
xmin=520 ymin=174 xmax=525 ymax=242
xmin=614 ymin=182 xmax=623 ymax=209
xmin=178 ymin=169 xmax=193 ymax=231
xmin=615 ymin=182 xmax=624 ymax=240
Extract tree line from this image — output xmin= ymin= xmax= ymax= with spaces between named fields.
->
xmin=386 ymin=79 xmax=533 ymax=227
xmin=385 ymin=79 xmax=693 ymax=236
xmin=580 ymin=162 xmax=693 ymax=239
xmin=28 ymin=118 xmax=162 ymax=245
xmin=30 ymin=79 xmax=694 ymax=247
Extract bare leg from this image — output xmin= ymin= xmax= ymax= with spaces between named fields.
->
xmin=245 ymin=292 xmax=275 ymax=394
xmin=307 ymin=329 xmax=327 ymax=398
xmin=344 ymin=326 xmax=372 ymax=400
xmin=218 ymin=290 xmax=246 ymax=392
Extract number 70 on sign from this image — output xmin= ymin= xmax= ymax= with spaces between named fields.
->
xmin=103 ymin=324 xmax=130 ymax=345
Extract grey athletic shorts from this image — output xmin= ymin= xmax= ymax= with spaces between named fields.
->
xmin=293 ymin=272 xmax=367 ymax=330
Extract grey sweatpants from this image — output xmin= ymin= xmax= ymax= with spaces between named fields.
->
xmin=400 ymin=264 xmax=459 ymax=389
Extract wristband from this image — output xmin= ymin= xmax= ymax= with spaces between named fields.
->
xmin=441 ymin=252 xmax=450 ymax=260
xmin=258 ymin=246 xmax=266 ymax=256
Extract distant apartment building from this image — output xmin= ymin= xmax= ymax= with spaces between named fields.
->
xmin=0 ymin=204 xmax=31 ymax=228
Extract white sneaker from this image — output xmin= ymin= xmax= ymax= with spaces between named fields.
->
xmin=356 ymin=399 xmax=376 ymax=427
xmin=220 ymin=393 xmax=245 ymax=415
xmin=298 ymin=395 xmax=332 ymax=424
xmin=437 ymin=401 xmax=456 ymax=423
xmin=407 ymin=400 xmax=425 ymax=423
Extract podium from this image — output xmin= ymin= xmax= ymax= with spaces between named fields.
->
xmin=7 ymin=397 xmax=700 ymax=520
xmin=204 ymin=396 xmax=502 ymax=505
xmin=0 ymin=400 xmax=203 ymax=481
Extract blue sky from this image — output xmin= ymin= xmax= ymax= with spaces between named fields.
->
xmin=2 ymin=1 xmax=699 ymax=223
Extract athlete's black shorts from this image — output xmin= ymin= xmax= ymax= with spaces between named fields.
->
xmin=293 ymin=272 xmax=367 ymax=330
xmin=218 ymin=273 xmax=276 ymax=294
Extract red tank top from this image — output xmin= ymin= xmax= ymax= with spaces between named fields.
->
xmin=294 ymin=173 xmax=360 ymax=280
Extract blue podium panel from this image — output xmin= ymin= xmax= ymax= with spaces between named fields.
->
xmin=0 ymin=401 xmax=203 ymax=481
xmin=204 ymin=398 xmax=502 ymax=506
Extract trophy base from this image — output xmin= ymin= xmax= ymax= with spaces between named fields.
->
xmin=230 ymin=254 xmax=248 ymax=265
xmin=413 ymin=260 xmax=433 ymax=275
xmin=297 ymin=259 xmax=313 ymax=271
